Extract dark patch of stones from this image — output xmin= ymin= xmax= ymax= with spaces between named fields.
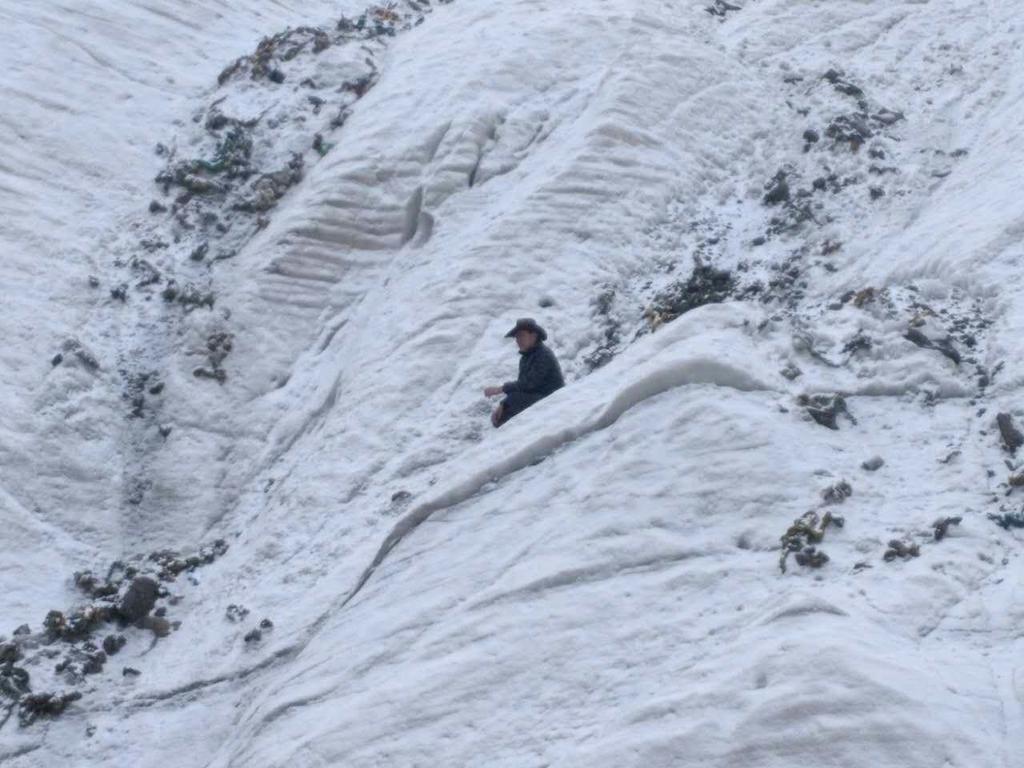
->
xmin=762 ymin=171 xmax=790 ymax=206
xmin=102 ymin=635 xmax=126 ymax=656
xmin=225 ymin=604 xmax=250 ymax=623
xmin=779 ymin=510 xmax=844 ymax=573
xmin=884 ymin=538 xmax=920 ymax=562
xmin=825 ymin=113 xmax=873 ymax=151
xmin=193 ymin=331 xmax=233 ymax=384
xmin=647 ymin=262 xmax=736 ymax=328
xmin=798 ymin=393 xmax=855 ymax=430
xmin=988 ymin=509 xmax=1024 ymax=530
xmin=903 ymin=327 xmax=961 ymax=365
xmin=584 ymin=287 xmax=622 ymax=370
xmin=18 ymin=691 xmax=82 ymax=727
xmin=2 ymin=539 xmax=230 ymax=727
xmin=823 ymin=68 xmax=865 ymax=101
xmin=821 ymin=480 xmax=853 ymax=505
xmin=51 ymin=338 xmax=101 ymax=373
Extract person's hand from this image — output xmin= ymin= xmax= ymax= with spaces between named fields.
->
xmin=483 ymin=386 xmax=504 ymax=397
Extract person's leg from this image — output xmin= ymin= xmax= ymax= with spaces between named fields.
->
xmin=494 ymin=392 xmax=543 ymax=427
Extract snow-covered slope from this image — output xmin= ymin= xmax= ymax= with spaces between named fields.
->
xmin=2 ymin=0 xmax=1023 ymax=765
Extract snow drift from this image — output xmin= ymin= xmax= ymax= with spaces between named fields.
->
xmin=2 ymin=0 xmax=1023 ymax=765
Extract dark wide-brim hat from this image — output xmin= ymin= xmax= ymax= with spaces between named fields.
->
xmin=504 ymin=317 xmax=547 ymax=341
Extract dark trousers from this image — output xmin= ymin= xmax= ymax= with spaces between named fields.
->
xmin=493 ymin=392 xmax=545 ymax=428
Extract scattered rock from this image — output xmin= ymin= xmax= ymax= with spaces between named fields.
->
xmin=0 ymin=642 xmax=21 ymax=664
xmin=841 ymin=332 xmax=872 ymax=355
xmin=19 ymin=691 xmax=82 ymax=727
xmin=826 ymin=113 xmax=872 ymax=151
xmin=102 ymin=635 xmax=127 ymax=656
xmin=852 ymin=287 xmax=876 ymax=307
xmin=118 ymin=577 xmax=159 ymax=623
xmin=1 ymin=663 xmax=30 ymax=699
xmin=74 ymin=571 xmax=118 ymax=599
xmin=794 ymin=546 xmax=829 ymax=568
xmin=861 ymin=456 xmax=884 ymax=472
xmin=122 ymin=667 xmax=141 ymax=678
xmin=243 ymin=628 xmax=262 ymax=644
xmin=798 ymin=394 xmax=854 ymax=430
xmin=705 ymin=0 xmax=741 ymax=16
xmin=259 ymin=618 xmax=274 ymax=630
xmin=883 ymin=539 xmax=920 ymax=562
xmin=996 ymin=413 xmax=1023 ymax=455
xmin=149 ymin=200 xmax=168 ymax=214
xmin=762 ymin=171 xmax=790 ymax=206
xmin=780 ymin=363 xmax=802 ymax=381
xmin=932 ymin=516 xmax=962 ymax=541
xmin=823 ymin=68 xmax=864 ymax=99
xmin=872 ymin=108 xmax=905 ymax=126
xmin=81 ymin=651 xmax=106 ymax=675
xmin=141 ymin=616 xmax=172 ymax=638
xmin=904 ymin=327 xmax=961 ymax=364
xmin=110 ymin=283 xmax=129 ymax=302
xmin=988 ymin=510 xmax=1024 ymax=530
xmin=821 ymin=480 xmax=853 ymax=504
xmin=647 ymin=263 xmax=735 ymax=328
xmin=225 ymin=604 xmax=250 ymax=623
xmin=779 ymin=510 xmax=844 ymax=573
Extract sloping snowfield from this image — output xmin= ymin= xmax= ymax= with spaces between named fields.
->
xmin=2 ymin=0 xmax=1023 ymax=765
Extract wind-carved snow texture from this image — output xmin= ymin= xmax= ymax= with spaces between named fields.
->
xmin=2 ymin=0 xmax=1024 ymax=765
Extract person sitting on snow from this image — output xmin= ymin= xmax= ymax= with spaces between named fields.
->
xmin=484 ymin=318 xmax=564 ymax=428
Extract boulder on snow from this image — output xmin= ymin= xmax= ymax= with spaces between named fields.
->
xmin=996 ymin=413 xmax=1023 ymax=455
xmin=102 ymin=634 xmax=127 ymax=656
xmin=118 ymin=577 xmax=159 ymax=622
xmin=140 ymin=616 xmax=172 ymax=638
xmin=762 ymin=170 xmax=790 ymax=205
xmin=932 ymin=516 xmax=962 ymax=541
xmin=861 ymin=456 xmax=884 ymax=472
xmin=0 ymin=641 xmax=21 ymax=663
xmin=798 ymin=394 xmax=854 ymax=430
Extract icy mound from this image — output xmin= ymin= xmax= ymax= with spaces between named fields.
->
xmin=2 ymin=0 xmax=1024 ymax=765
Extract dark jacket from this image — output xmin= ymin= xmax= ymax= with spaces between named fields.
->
xmin=502 ymin=342 xmax=564 ymax=402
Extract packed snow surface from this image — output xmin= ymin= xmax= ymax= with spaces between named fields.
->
xmin=2 ymin=0 xmax=1023 ymax=765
